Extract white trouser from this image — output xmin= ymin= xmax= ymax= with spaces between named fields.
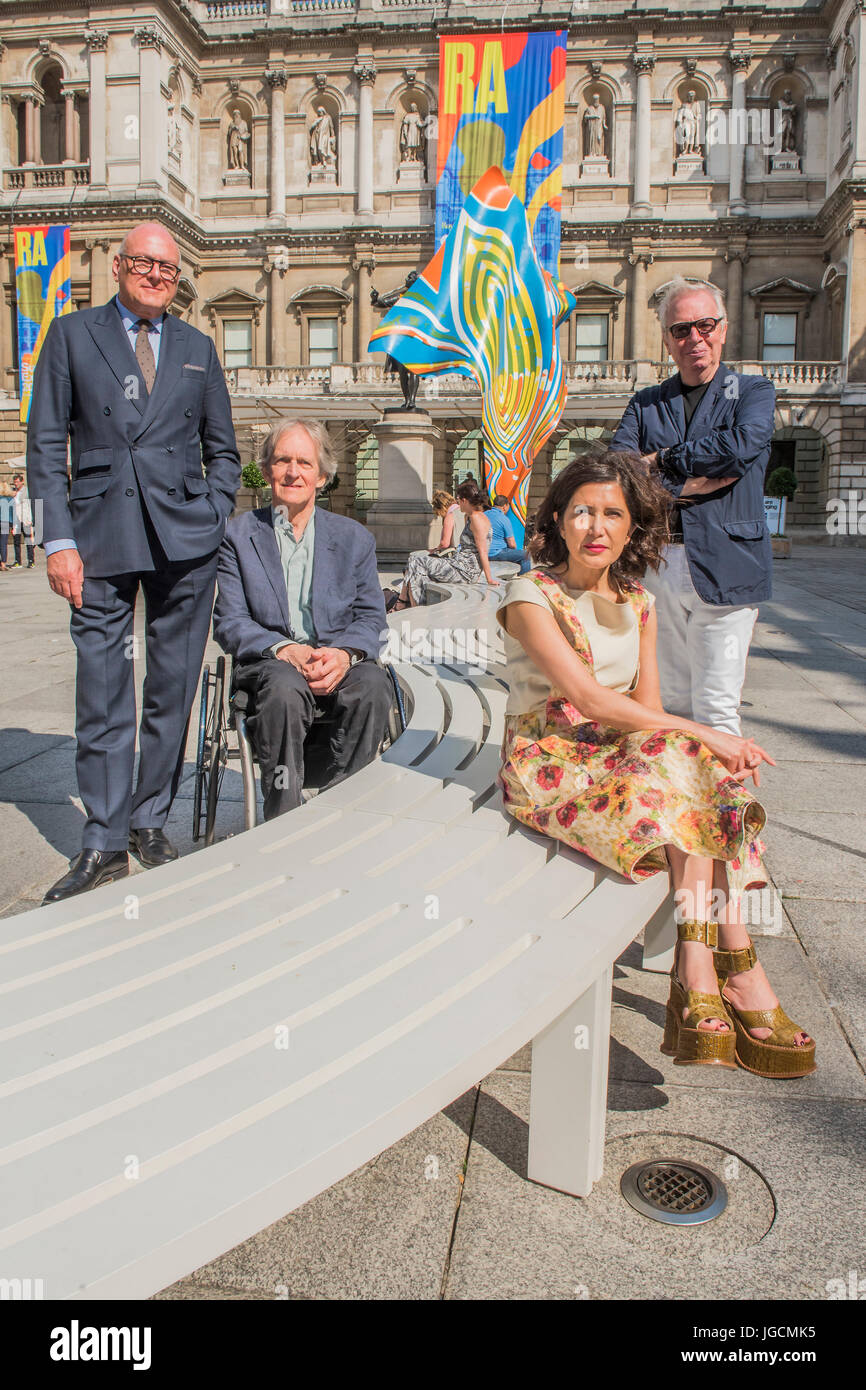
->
xmin=643 ymin=545 xmax=758 ymax=736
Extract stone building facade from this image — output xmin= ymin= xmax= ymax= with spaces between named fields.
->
xmin=1 ymin=0 xmax=865 ymax=540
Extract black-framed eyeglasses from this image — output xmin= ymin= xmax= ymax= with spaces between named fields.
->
xmin=667 ymin=316 xmax=724 ymax=341
xmin=121 ymin=254 xmax=180 ymax=283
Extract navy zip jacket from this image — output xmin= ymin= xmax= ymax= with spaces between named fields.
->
xmin=611 ymin=363 xmax=775 ymax=605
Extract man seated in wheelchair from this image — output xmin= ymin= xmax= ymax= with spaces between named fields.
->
xmin=213 ymin=417 xmax=392 ymax=819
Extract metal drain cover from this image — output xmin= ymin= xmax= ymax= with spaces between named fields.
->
xmin=620 ymin=1158 xmax=728 ymax=1226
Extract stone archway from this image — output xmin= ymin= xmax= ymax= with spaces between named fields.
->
xmin=769 ymin=425 xmax=829 ymax=535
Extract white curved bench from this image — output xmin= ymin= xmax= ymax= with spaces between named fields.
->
xmin=0 ymin=583 xmax=675 ymax=1300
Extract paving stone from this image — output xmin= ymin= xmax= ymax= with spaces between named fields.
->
xmin=766 ymin=814 xmax=866 ymax=902
xmin=784 ymin=899 xmax=866 ymax=1071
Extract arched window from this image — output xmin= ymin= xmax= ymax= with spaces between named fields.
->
xmin=40 ymin=65 xmax=65 ymax=165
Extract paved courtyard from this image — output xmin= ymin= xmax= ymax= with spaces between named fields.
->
xmin=0 ymin=543 xmax=864 ymax=1300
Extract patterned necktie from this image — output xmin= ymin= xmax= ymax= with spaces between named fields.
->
xmin=135 ymin=319 xmax=156 ymax=394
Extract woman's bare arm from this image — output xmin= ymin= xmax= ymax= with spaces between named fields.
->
xmin=471 ymin=510 xmax=499 ymax=586
xmin=630 ymin=603 xmax=663 ymax=711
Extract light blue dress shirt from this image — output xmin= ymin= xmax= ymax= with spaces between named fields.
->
xmin=45 ymin=297 xmax=166 ymax=557
xmin=269 ymin=506 xmax=318 ymax=654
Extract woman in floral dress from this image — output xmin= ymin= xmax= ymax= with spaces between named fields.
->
xmin=497 ymin=452 xmax=814 ymax=1077
xmin=391 ymin=479 xmax=500 ymax=609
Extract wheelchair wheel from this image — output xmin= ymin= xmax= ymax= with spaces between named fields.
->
xmin=192 ymin=657 xmax=228 ymax=845
xmin=384 ymin=663 xmax=407 ymax=746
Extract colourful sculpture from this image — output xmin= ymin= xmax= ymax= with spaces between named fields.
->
xmin=369 ymin=167 xmax=575 ymax=542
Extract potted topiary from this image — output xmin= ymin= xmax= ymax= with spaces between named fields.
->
xmin=237 ymin=460 xmax=270 ymax=512
xmin=764 ymin=464 xmax=797 ymax=557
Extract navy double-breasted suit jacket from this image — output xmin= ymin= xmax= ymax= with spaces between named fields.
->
xmin=27 ymin=297 xmax=240 ymax=576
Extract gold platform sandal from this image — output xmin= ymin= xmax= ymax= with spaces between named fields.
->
xmin=661 ymin=919 xmax=737 ymax=1070
xmin=714 ymin=941 xmax=817 ymax=1079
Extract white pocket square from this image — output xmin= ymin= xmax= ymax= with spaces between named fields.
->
xmin=183 ymin=362 xmax=206 ymax=371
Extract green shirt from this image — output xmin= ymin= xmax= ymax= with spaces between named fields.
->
xmin=271 ymin=505 xmax=318 ymax=650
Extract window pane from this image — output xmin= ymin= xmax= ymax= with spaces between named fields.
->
xmin=574 ymin=313 xmax=608 ymax=361
xmin=309 ymin=317 xmax=338 ymax=365
xmin=763 ymin=313 xmax=796 ymax=347
xmin=223 ymin=319 xmax=252 ymax=367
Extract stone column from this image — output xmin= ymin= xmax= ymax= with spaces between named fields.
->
xmin=85 ymin=30 xmax=108 ymax=185
xmin=135 ymin=26 xmax=162 ymax=187
xmin=87 ymin=237 xmax=112 ymax=307
xmin=628 ymin=249 xmax=654 ymax=375
xmin=266 ymin=246 xmax=288 ymax=363
xmin=354 ymin=254 xmax=375 ymax=361
xmin=728 ymin=49 xmax=751 ymax=215
xmin=630 ymin=53 xmax=655 ymax=214
xmin=266 ymin=67 xmax=287 ymax=222
xmin=24 ymin=93 xmax=39 ymax=165
xmin=354 ymin=60 xmax=376 ymax=215
xmin=62 ymin=91 xmax=76 ymax=163
xmin=724 ymin=245 xmax=748 ymax=359
xmin=365 ymin=412 xmax=438 ymax=562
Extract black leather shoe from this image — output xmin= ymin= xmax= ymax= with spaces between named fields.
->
xmin=128 ymin=827 xmax=179 ymax=868
xmin=42 ymin=849 xmax=129 ymax=905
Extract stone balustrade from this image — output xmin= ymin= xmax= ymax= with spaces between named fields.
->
xmin=4 ymin=164 xmax=90 ymax=189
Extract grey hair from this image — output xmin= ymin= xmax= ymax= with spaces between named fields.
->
xmin=656 ymin=276 xmax=726 ymax=329
xmin=259 ymin=418 xmax=337 ymax=483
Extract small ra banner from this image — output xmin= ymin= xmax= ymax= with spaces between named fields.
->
xmin=15 ymin=225 xmax=73 ymax=424
xmin=435 ymin=31 xmax=566 ymax=277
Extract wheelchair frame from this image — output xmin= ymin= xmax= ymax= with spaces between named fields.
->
xmin=193 ymin=654 xmax=407 ymax=847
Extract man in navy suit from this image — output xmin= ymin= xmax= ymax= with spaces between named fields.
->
xmin=28 ymin=222 xmax=240 ymax=901
xmin=611 ymin=277 xmax=775 ymax=735
xmin=212 ymin=419 xmax=392 ymax=820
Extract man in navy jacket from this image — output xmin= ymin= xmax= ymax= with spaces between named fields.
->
xmin=28 ymin=222 xmax=240 ymax=901
xmin=213 ymin=419 xmax=392 ymax=820
xmin=611 ymin=277 xmax=775 ymax=734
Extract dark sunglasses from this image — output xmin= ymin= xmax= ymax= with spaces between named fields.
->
xmin=667 ymin=315 xmax=724 ymax=341
xmin=121 ymin=254 xmax=180 ymax=283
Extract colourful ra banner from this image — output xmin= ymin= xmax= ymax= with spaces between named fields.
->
xmin=15 ymin=225 xmax=73 ymax=424
xmin=436 ymin=31 xmax=567 ymax=277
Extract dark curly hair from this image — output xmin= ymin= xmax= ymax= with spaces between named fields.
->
xmin=529 ymin=450 xmax=671 ymax=590
xmin=455 ymin=478 xmax=489 ymax=509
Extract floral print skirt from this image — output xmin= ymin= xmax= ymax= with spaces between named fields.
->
xmin=499 ymin=699 xmax=768 ymax=901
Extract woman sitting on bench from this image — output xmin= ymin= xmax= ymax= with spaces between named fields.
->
xmin=496 ymin=451 xmax=815 ymax=1079
xmin=389 ymin=479 xmax=500 ymax=610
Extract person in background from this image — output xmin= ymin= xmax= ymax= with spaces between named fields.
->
xmin=11 ymin=474 xmax=35 ymax=568
xmin=486 ymin=493 xmax=532 ymax=574
xmin=429 ymin=489 xmax=461 ymax=553
xmin=0 ymin=482 xmax=13 ymax=570
xmin=390 ymin=479 xmax=500 ymax=609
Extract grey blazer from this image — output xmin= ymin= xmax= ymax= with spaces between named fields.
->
xmin=212 ymin=505 xmax=388 ymax=664
xmin=27 ymin=297 xmax=240 ymax=576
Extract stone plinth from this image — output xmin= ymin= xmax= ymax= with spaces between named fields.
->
xmin=222 ymin=168 xmax=251 ymax=187
xmin=674 ymin=153 xmax=705 ymax=180
xmin=396 ymin=161 xmax=424 ymax=185
xmin=580 ymin=156 xmax=609 ymax=180
xmin=770 ymin=152 xmax=801 ymax=174
xmin=309 ymin=164 xmax=337 ymax=185
xmin=366 ymin=412 xmax=439 ymax=563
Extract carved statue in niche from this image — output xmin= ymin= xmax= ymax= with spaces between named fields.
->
xmin=168 ymin=100 xmax=182 ymax=158
xmin=227 ymin=108 xmax=250 ymax=170
xmin=400 ymin=103 xmax=427 ymax=164
xmin=309 ymin=106 xmax=337 ymax=168
xmin=582 ymin=93 xmax=607 ymax=158
xmin=777 ymin=89 xmax=798 ymax=152
xmin=675 ymin=90 xmax=702 ymax=155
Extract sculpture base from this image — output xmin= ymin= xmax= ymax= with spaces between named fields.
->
xmin=396 ymin=160 xmax=424 ymax=185
xmin=580 ymin=156 xmax=610 ymax=179
xmin=366 ymin=412 xmax=439 ymax=561
xmin=674 ymin=153 xmax=705 ymax=180
xmin=309 ymin=165 xmax=337 ymax=184
xmin=222 ymin=168 xmax=251 ymax=186
xmin=770 ymin=152 xmax=801 ymax=174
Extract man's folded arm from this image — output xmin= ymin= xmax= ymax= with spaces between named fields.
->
xmin=26 ymin=318 xmax=75 ymax=548
xmin=659 ymin=378 xmax=776 ymax=481
xmin=212 ymin=535 xmax=290 ymax=662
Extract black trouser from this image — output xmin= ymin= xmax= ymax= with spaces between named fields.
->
xmin=70 ymin=552 xmax=219 ymax=850
xmin=235 ymin=657 xmax=393 ymax=820
xmin=13 ymin=531 xmax=35 ymax=565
